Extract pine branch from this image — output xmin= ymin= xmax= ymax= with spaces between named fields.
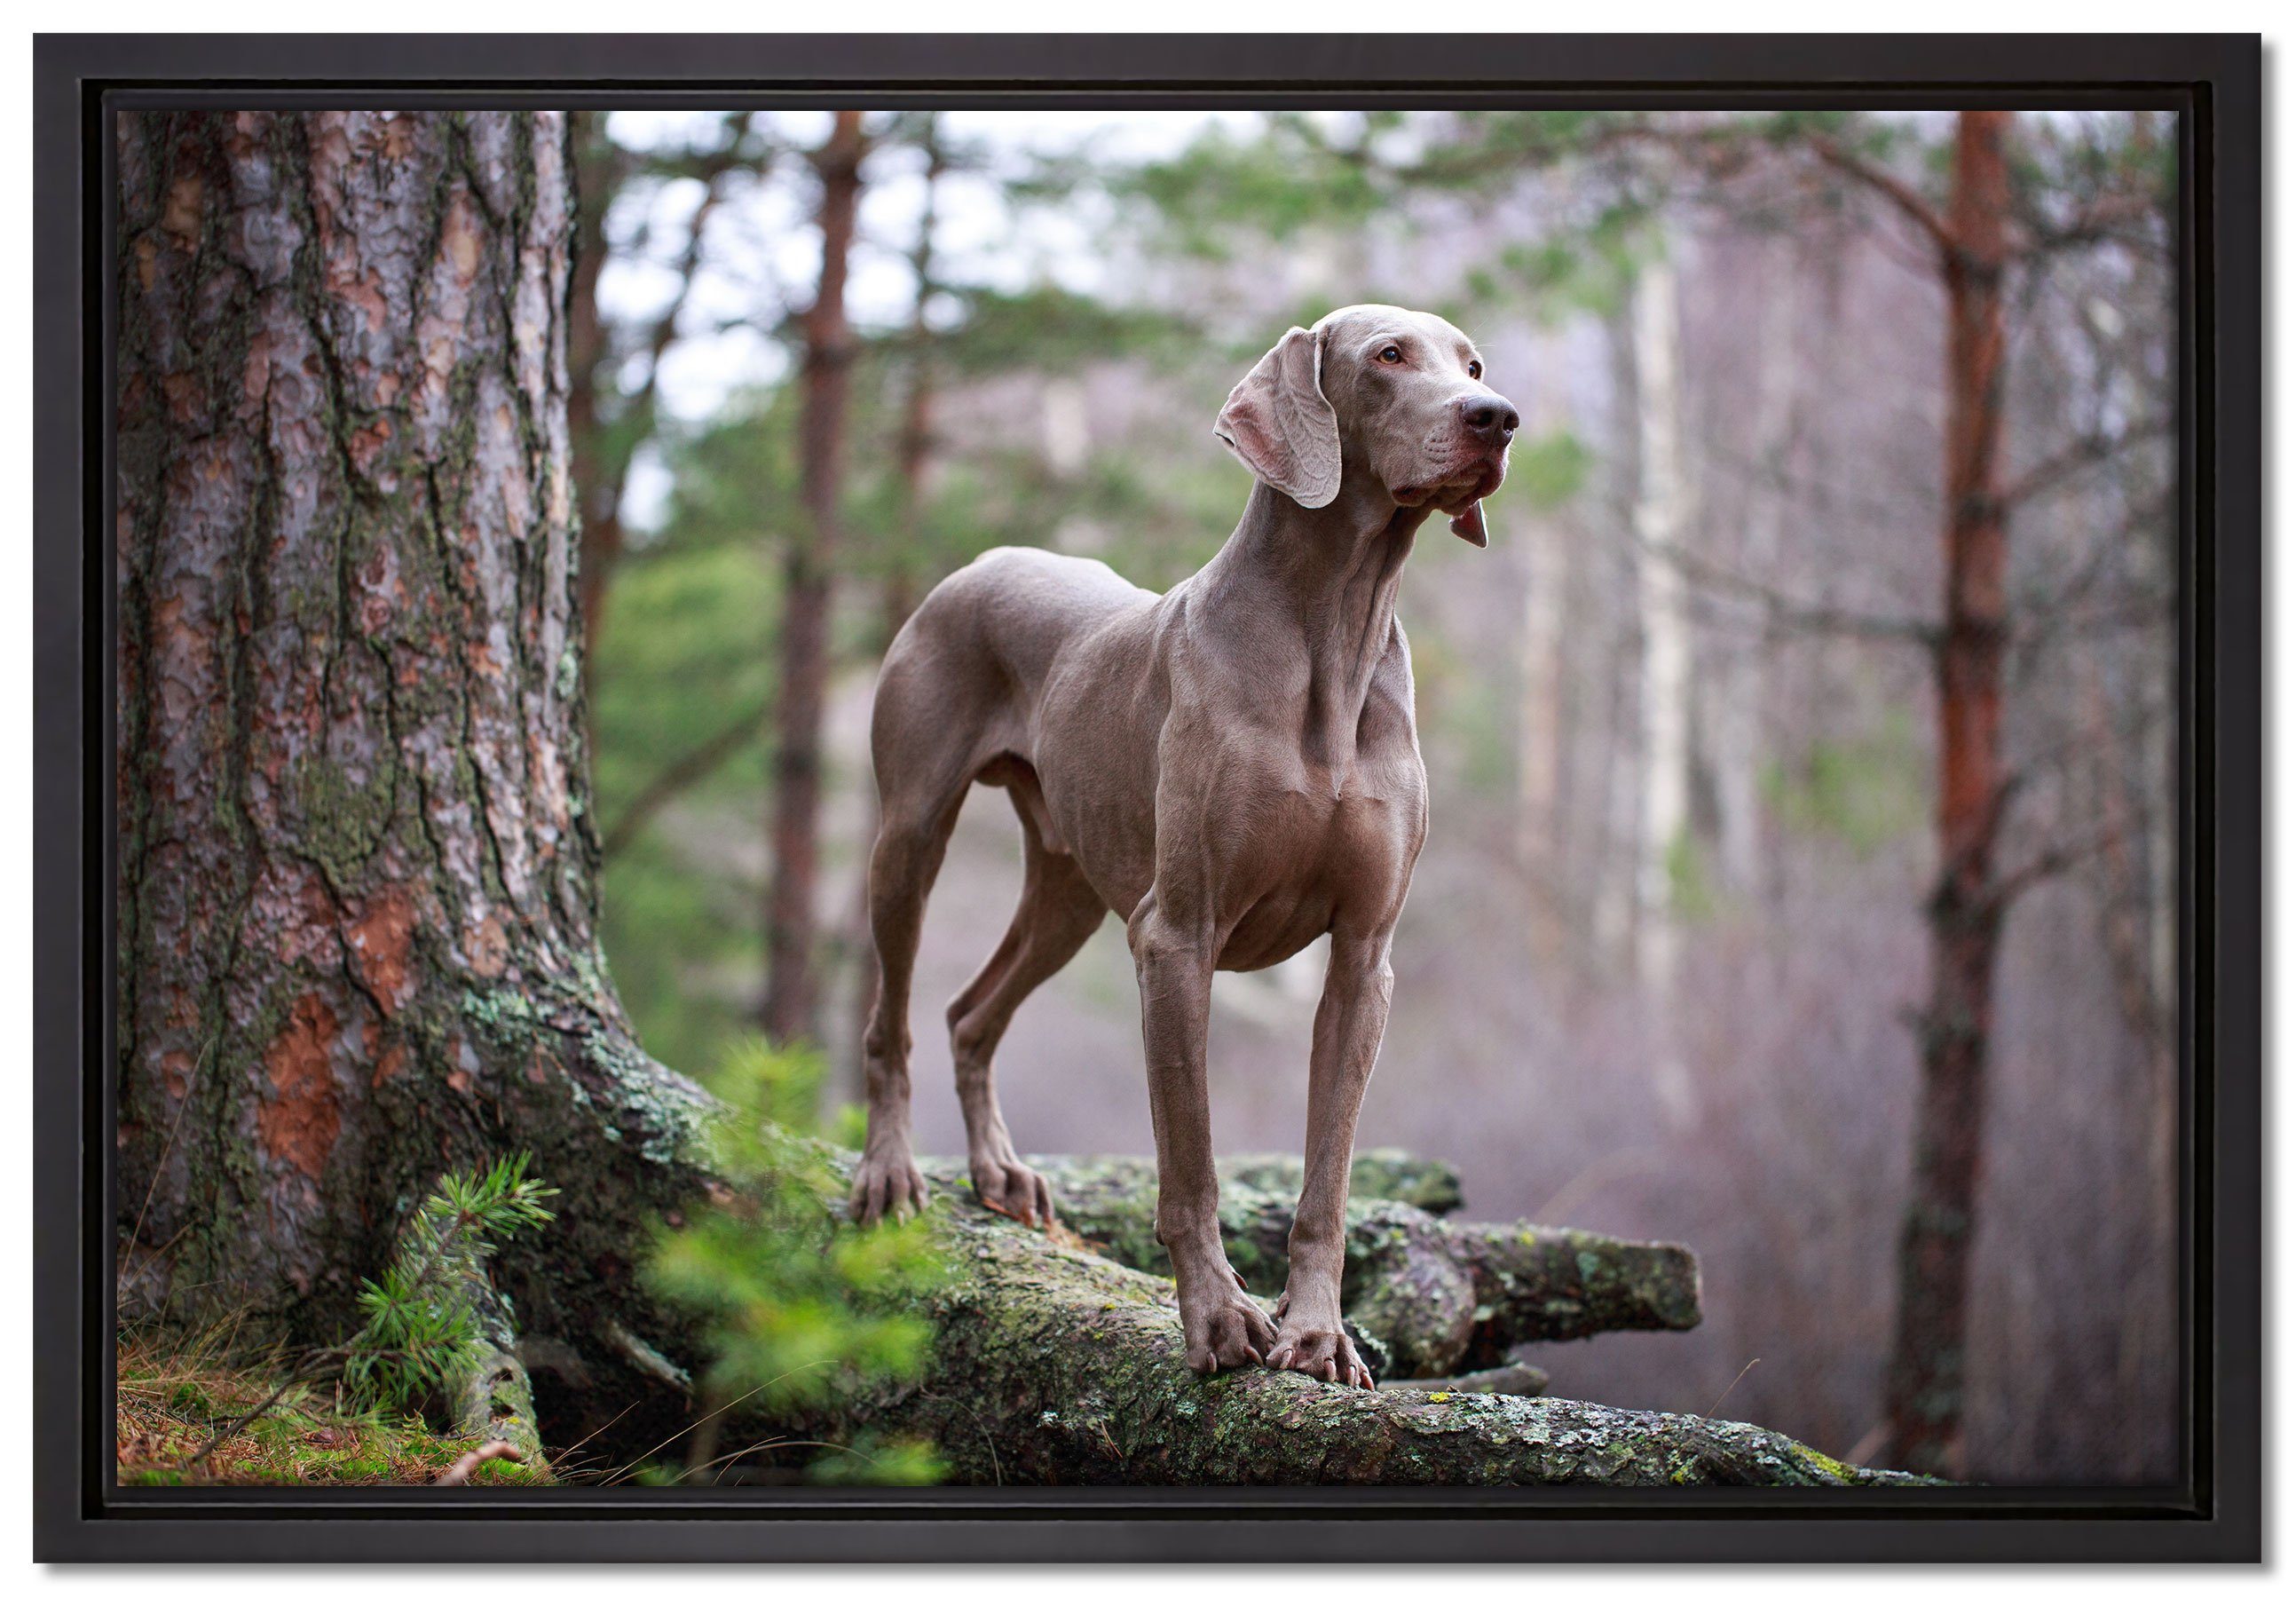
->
xmin=1987 ymin=827 xmax=2127 ymax=911
xmin=2002 ymin=418 xmax=2173 ymax=507
xmin=598 ymin=708 xmax=763 ymax=860
xmin=1804 ymin=133 xmax=1960 ymax=259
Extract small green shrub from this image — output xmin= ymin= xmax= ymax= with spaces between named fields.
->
xmin=643 ymin=1036 xmax=945 ymax=1483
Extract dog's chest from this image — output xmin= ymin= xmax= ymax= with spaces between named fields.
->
xmin=1213 ymin=740 xmax=1425 ymax=970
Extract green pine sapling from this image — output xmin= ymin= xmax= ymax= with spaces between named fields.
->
xmin=182 ymin=1154 xmax=557 ymax=1473
xmin=345 ymin=1152 xmax=559 ymax=1411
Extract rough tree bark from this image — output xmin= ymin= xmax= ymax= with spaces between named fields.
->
xmin=761 ymin=109 xmax=867 ymax=1045
xmin=114 ymin=108 xmax=1923 ymax=1490
xmin=564 ymin=109 xmax=621 ymax=655
xmin=114 ymin=109 xmax=711 ymax=1349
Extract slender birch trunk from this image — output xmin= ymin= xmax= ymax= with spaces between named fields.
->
xmin=1513 ymin=336 xmax=1570 ymax=933
xmin=1629 ymin=243 xmax=1697 ymax=1126
xmin=1708 ymin=237 xmax=1801 ymax=899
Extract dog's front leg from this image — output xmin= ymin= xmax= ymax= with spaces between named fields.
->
xmin=1129 ymin=902 xmax=1276 ymax=1374
xmin=1272 ymin=930 xmax=1393 ymax=1388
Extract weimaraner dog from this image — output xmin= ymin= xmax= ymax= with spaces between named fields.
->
xmin=849 ymin=305 xmax=1517 ymax=1388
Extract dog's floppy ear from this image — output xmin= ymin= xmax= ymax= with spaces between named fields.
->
xmin=1214 ymin=325 xmax=1340 ymax=510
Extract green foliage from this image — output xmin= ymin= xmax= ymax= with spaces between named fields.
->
xmin=1505 ymin=429 xmax=1592 ymax=510
xmin=597 ymin=826 xmax=766 ymax=1079
xmin=344 ymin=1155 xmax=558 ymax=1412
xmin=1493 ymin=205 xmax=1652 ymax=322
xmin=1664 ymin=827 xmax=1718 ymax=923
xmin=1117 ymin=117 xmax=1387 ymax=258
xmin=643 ymin=1039 xmax=944 ymax=1483
xmin=932 ymin=284 xmax=1189 ymax=377
xmin=2008 ymin=107 xmax=2175 ymax=239
xmin=1764 ymin=708 xmax=1928 ymax=858
xmin=588 ymin=394 xmax=785 ymax=1073
xmin=804 ymin=1434 xmax=944 ymax=1484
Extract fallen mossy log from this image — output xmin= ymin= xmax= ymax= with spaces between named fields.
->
xmin=1388 ymin=1361 xmax=1550 ymax=1397
xmin=921 ymin=1153 xmax=1699 ymax=1379
xmin=1218 ymin=1149 xmax=1465 ymax=1214
xmin=819 ymin=1159 xmax=1917 ymax=1486
xmin=409 ymin=1098 xmax=1900 ymax=1488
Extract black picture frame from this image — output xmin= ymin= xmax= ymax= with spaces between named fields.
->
xmin=34 ymin=32 xmax=2263 ymax=1563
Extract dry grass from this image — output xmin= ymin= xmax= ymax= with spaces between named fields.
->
xmin=115 ymin=1326 xmax=546 ymax=1488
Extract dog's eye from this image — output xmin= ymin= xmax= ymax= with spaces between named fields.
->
xmin=1467 ymin=360 xmax=1483 ymax=380
xmin=1377 ymin=345 xmax=1403 ymax=364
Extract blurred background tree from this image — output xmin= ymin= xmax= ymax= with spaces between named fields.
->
xmin=566 ymin=107 xmax=2177 ymax=1484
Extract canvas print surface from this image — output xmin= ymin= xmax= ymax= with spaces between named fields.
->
xmin=111 ymin=106 xmax=2180 ymax=1492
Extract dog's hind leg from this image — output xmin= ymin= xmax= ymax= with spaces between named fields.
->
xmin=945 ymin=762 xmax=1106 ymax=1226
xmin=848 ymin=776 xmax=967 ymax=1225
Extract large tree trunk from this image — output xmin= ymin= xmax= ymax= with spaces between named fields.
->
xmin=762 ymin=109 xmax=866 ymax=1045
xmin=1882 ymin=109 xmax=2016 ymax=1479
xmin=564 ymin=110 xmax=619 ymax=658
xmin=114 ymin=108 xmax=708 ymax=1344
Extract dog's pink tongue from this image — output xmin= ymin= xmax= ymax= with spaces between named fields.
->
xmin=1448 ymin=498 xmax=1489 ymax=548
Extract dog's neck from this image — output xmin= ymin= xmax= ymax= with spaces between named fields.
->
xmin=1199 ymin=479 xmax=1432 ymax=778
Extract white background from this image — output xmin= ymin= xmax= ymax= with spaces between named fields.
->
xmin=4 ymin=10 xmax=2282 ymax=1587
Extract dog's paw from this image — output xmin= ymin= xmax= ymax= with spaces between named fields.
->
xmin=1179 ymin=1281 xmax=1277 ymax=1375
xmin=848 ymin=1151 xmax=929 ymax=1224
xmin=1269 ymin=1322 xmax=1377 ymax=1390
xmin=969 ymin=1155 xmax=1055 ymax=1228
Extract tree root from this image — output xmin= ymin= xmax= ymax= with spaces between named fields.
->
xmin=447 ymin=1272 xmax=554 ymax=1484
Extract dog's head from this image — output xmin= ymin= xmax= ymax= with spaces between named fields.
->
xmin=1213 ymin=305 xmax=1519 ymax=547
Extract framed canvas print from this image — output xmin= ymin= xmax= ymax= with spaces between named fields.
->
xmin=32 ymin=31 xmax=2261 ymax=1562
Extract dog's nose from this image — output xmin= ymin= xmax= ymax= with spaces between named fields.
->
xmin=1459 ymin=396 xmax=1520 ymax=443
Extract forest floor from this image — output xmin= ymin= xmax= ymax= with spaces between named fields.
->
xmin=114 ymin=1330 xmax=548 ymax=1488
